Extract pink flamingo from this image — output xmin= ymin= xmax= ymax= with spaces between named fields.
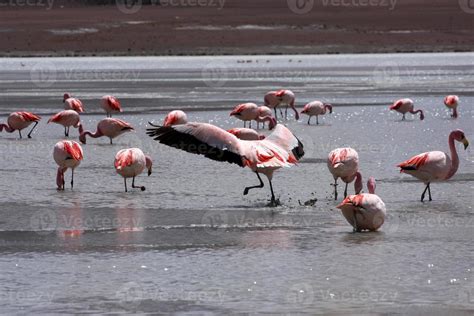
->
xmin=444 ymin=95 xmax=459 ymax=118
xmin=48 ymin=110 xmax=81 ymax=137
xmin=63 ymin=93 xmax=85 ymax=113
xmin=53 ymin=140 xmax=83 ymax=190
xmin=147 ymin=123 xmax=304 ymax=206
xmin=337 ymin=177 xmax=386 ymax=232
xmin=0 ymin=111 xmax=41 ymax=139
xmin=389 ymin=98 xmax=424 ymax=121
xmin=79 ymin=118 xmax=134 ymax=145
xmin=227 ymin=128 xmax=265 ymax=141
xmin=115 ymin=148 xmax=153 ymax=192
xmin=397 ymin=129 xmax=469 ymax=202
xmin=230 ymin=103 xmax=276 ymax=129
xmin=327 ymin=147 xmax=363 ymax=200
xmin=301 ymin=101 xmax=333 ymax=125
xmin=101 ymin=95 xmax=123 ymax=117
xmin=164 ymin=110 xmax=188 ymax=126
xmin=264 ymin=90 xmax=299 ymax=120
xmin=255 ymin=106 xmax=273 ymax=129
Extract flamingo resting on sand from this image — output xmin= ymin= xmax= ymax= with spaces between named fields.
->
xmin=327 ymin=147 xmax=363 ymax=200
xmin=397 ymin=129 xmax=469 ymax=202
xmin=79 ymin=118 xmax=134 ymax=144
xmin=227 ymin=128 xmax=265 ymax=141
xmin=255 ymin=106 xmax=273 ymax=130
xmin=264 ymin=90 xmax=299 ymax=120
xmin=0 ymin=111 xmax=41 ymax=139
xmin=48 ymin=110 xmax=81 ymax=137
xmin=63 ymin=93 xmax=85 ymax=113
xmin=444 ymin=95 xmax=459 ymax=118
xmin=115 ymin=148 xmax=153 ymax=192
xmin=389 ymin=98 xmax=424 ymax=121
xmin=337 ymin=177 xmax=386 ymax=232
xmin=147 ymin=123 xmax=304 ymax=206
xmin=53 ymin=140 xmax=83 ymax=190
xmin=164 ymin=110 xmax=188 ymax=126
xmin=101 ymin=95 xmax=122 ymax=117
xmin=301 ymin=101 xmax=333 ymax=125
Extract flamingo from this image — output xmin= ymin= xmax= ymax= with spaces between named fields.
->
xmin=444 ymin=95 xmax=459 ymax=118
xmin=301 ymin=101 xmax=333 ymax=125
xmin=63 ymin=93 xmax=85 ymax=113
xmin=255 ymin=106 xmax=273 ymax=129
xmin=397 ymin=129 xmax=469 ymax=202
xmin=47 ymin=110 xmax=81 ymax=137
xmin=389 ymin=98 xmax=424 ymax=121
xmin=337 ymin=177 xmax=386 ymax=232
xmin=79 ymin=118 xmax=134 ymax=145
xmin=146 ymin=123 xmax=304 ymax=206
xmin=163 ymin=110 xmax=188 ymax=126
xmin=327 ymin=147 xmax=363 ymax=200
xmin=0 ymin=111 xmax=41 ymax=139
xmin=230 ymin=103 xmax=276 ymax=129
xmin=227 ymin=128 xmax=265 ymax=141
xmin=53 ymin=140 xmax=83 ymax=190
xmin=101 ymin=95 xmax=122 ymax=117
xmin=264 ymin=90 xmax=299 ymax=120
xmin=115 ymin=148 xmax=153 ymax=192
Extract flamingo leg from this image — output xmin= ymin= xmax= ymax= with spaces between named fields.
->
xmin=316 ymin=116 xmax=319 ymax=125
xmin=71 ymin=169 xmax=74 ymax=189
xmin=110 ymin=138 xmax=113 ymax=145
xmin=67 ymin=126 xmax=70 ymax=137
xmin=428 ymin=183 xmax=432 ymax=201
xmin=132 ymin=176 xmax=146 ymax=191
xmin=332 ymin=179 xmax=338 ymax=200
xmin=268 ymin=178 xmax=279 ymax=207
xmin=344 ymin=182 xmax=348 ymax=198
xmin=124 ymin=178 xmax=128 ymax=192
xmin=421 ymin=182 xmax=431 ymax=202
xmin=285 ymin=106 xmax=288 ymax=120
xmin=249 ymin=121 xmax=252 ymax=128
xmin=352 ymin=211 xmax=359 ymax=233
xmin=307 ymin=116 xmax=311 ymax=125
xmin=273 ymin=108 xmax=278 ymax=120
xmin=27 ymin=121 xmax=38 ymax=138
xmin=279 ymin=107 xmax=283 ymax=117
xmin=243 ymin=172 xmax=264 ymax=195
xmin=402 ymin=114 xmax=406 ymax=121
xmin=18 ymin=130 xmax=22 ymax=139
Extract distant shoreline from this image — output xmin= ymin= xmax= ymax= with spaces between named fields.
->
xmin=0 ymin=0 xmax=473 ymax=57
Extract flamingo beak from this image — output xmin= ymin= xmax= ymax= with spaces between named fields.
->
xmin=148 ymin=168 xmax=152 ymax=176
xmin=462 ymin=137 xmax=469 ymax=150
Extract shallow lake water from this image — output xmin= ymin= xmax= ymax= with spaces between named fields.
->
xmin=0 ymin=53 xmax=473 ymax=314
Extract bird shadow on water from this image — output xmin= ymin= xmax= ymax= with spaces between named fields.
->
xmin=340 ymin=231 xmax=386 ymax=244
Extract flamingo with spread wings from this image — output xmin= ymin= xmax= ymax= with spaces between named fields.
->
xmin=147 ymin=122 xmax=304 ymax=206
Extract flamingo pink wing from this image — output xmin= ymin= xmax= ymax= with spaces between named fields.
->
xmin=64 ymin=142 xmax=83 ymax=161
xmin=115 ymin=150 xmax=134 ymax=169
xmin=19 ymin=112 xmax=41 ymax=122
xmin=398 ymin=153 xmax=429 ymax=171
xmin=107 ymin=97 xmax=122 ymax=112
xmin=48 ymin=112 xmax=62 ymax=123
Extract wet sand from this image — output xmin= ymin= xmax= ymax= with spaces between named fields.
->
xmin=0 ymin=53 xmax=473 ymax=314
xmin=1 ymin=0 xmax=474 ymax=56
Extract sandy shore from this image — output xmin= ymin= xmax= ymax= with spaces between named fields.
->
xmin=0 ymin=0 xmax=473 ymax=56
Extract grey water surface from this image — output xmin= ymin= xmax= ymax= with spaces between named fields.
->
xmin=0 ymin=53 xmax=473 ymax=314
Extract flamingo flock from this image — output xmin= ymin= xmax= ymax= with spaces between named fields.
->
xmin=0 ymin=90 xmax=469 ymax=233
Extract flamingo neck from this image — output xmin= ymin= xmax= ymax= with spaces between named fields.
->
xmin=85 ymin=129 xmax=103 ymax=138
xmin=145 ymin=156 xmax=153 ymax=176
xmin=354 ymin=171 xmax=363 ymax=194
xmin=0 ymin=124 xmax=14 ymax=133
xmin=292 ymin=105 xmax=300 ymax=120
xmin=411 ymin=109 xmax=424 ymax=120
xmin=445 ymin=133 xmax=460 ymax=180
xmin=258 ymin=116 xmax=277 ymax=129
xmin=56 ymin=167 xmax=65 ymax=189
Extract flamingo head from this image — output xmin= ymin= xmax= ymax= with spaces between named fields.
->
xmin=452 ymin=129 xmax=469 ymax=150
xmin=63 ymin=93 xmax=71 ymax=102
xmin=145 ymin=155 xmax=153 ymax=176
xmin=324 ymin=103 xmax=333 ymax=114
xmin=367 ymin=177 xmax=376 ymax=194
xmin=79 ymin=132 xmax=87 ymax=144
xmin=268 ymin=117 xmax=277 ymax=130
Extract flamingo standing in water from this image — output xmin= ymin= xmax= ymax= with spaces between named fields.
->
xmin=389 ymin=98 xmax=424 ymax=121
xmin=444 ymin=95 xmax=459 ymax=118
xmin=337 ymin=177 xmax=386 ymax=232
xmin=115 ymin=148 xmax=153 ymax=192
xmin=79 ymin=118 xmax=134 ymax=144
xmin=48 ymin=110 xmax=81 ymax=137
xmin=227 ymin=128 xmax=265 ymax=141
xmin=101 ymin=95 xmax=122 ymax=117
xmin=397 ymin=129 xmax=469 ymax=202
xmin=230 ymin=103 xmax=276 ymax=129
xmin=255 ymin=106 xmax=273 ymax=129
xmin=147 ymin=123 xmax=304 ymax=206
xmin=264 ymin=90 xmax=299 ymax=120
xmin=327 ymin=147 xmax=363 ymax=200
xmin=63 ymin=93 xmax=85 ymax=113
xmin=301 ymin=101 xmax=333 ymax=125
xmin=0 ymin=111 xmax=41 ymax=139
xmin=53 ymin=140 xmax=83 ymax=190
xmin=163 ymin=110 xmax=188 ymax=126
